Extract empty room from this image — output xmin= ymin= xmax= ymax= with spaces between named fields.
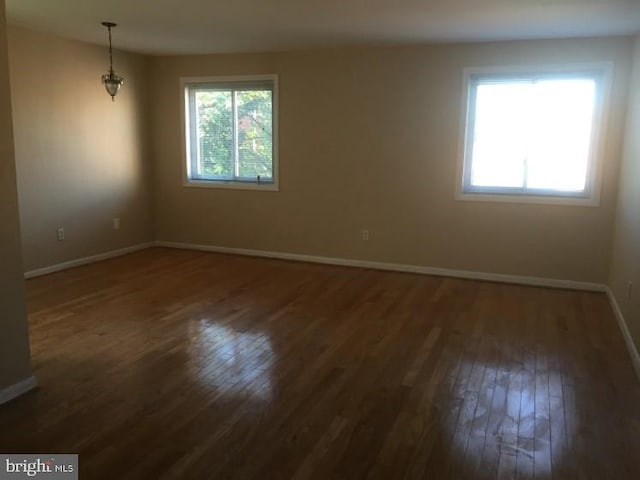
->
xmin=1 ymin=0 xmax=640 ymax=478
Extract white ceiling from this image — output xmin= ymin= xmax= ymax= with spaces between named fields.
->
xmin=5 ymin=0 xmax=640 ymax=55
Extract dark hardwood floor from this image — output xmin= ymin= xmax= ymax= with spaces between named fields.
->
xmin=1 ymin=247 xmax=639 ymax=479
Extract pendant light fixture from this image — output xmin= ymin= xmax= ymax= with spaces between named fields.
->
xmin=101 ymin=22 xmax=124 ymax=101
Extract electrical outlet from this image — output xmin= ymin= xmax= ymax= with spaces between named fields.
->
xmin=362 ymin=229 xmax=370 ymax=241
xmin=628 ymin=281 xmax=633 ymax=300
xmin=57 ymin=227 xmax=65 ymax=241
xmin=113 ymin=217 xmax=120 ymax=230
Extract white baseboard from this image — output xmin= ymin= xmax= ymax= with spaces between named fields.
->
xmin=606 ymin=288 xmax=640 ymax=381
xmin=24 ymin=242 xmax=154 ymax=279
xmin=154 ymin=240 xmax=606 ymax=292
xmin=0 ymin=376 xmax=37 ymax=406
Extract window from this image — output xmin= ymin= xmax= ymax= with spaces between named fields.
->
xmin=458 ymin=65 xmax=611 ymax=205
xmin=182 ymin=75 xmax=278 ymax=190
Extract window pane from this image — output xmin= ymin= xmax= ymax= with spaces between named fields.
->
xmin=467 ymin=76 xmax=596 ymax=195
xmin=195 ymin=90 xmax=233 ymax=179
xmin=236 ymin=90 xmax=273 ymax=180
xmin=526 ymin=79 xmax=595 ymax=191
xmin=470 ymin=83 xmax=531 ymax=188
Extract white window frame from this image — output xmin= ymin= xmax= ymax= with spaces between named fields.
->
xmin=456 ymin=63 xmax=613 ymax=207
xmin=180 ymin=74 xmax=279 ymax=191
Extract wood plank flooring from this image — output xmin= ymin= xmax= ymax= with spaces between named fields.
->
xmin=1 ymin=247 xmax=639 ymax=479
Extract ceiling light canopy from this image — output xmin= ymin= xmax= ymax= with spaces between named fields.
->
xmin=101 ymin=21 xmax=124 ymax=101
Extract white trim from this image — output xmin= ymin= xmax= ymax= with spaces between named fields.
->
xmin=182 ymin=179 xmax=279 ymax=191
xmin=0 ymin=376 xmax=37 ymax=406
xmin=606 ymin=287 xmax=640 ymax=381
xmin=454 ymin=191 xmax=601 ymax=207
xmin=24 ymin=243 xmax=154 ymax=279
xmin=179 ymin=74 xmax=280 ymax=192
xmin=455 ymin=62 xmax=613 ymax=207
xmin=154 ymin=240 xmax=605 ymax=292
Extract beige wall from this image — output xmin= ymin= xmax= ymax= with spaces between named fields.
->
xmin=7 ymin=26 xmax=153 ymax=272
xmin=0 ymin=0 xmax=32 ymax=391
xmin=151 ymin=37 xmax=632 ymax=283
xmin=609 ymin=36 xmax=640 ymax=352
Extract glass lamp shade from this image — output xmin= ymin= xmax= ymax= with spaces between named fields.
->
xmin=102 ymin=72 xmax=124 ymax=100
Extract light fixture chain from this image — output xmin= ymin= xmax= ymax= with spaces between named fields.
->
xmin=108 ymin=25 xmax=114 ymax=73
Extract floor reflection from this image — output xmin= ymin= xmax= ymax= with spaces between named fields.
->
xmin=187 ymin=319 xmax=274 ymax=400
xmin=447 ymin=359 xmax=574 ymax=477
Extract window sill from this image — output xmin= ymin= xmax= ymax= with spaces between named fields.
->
xmin=183 ymin=179 xmax=279 ymax=192
xmin=455 ymin=191 xmax=599 ymax=207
